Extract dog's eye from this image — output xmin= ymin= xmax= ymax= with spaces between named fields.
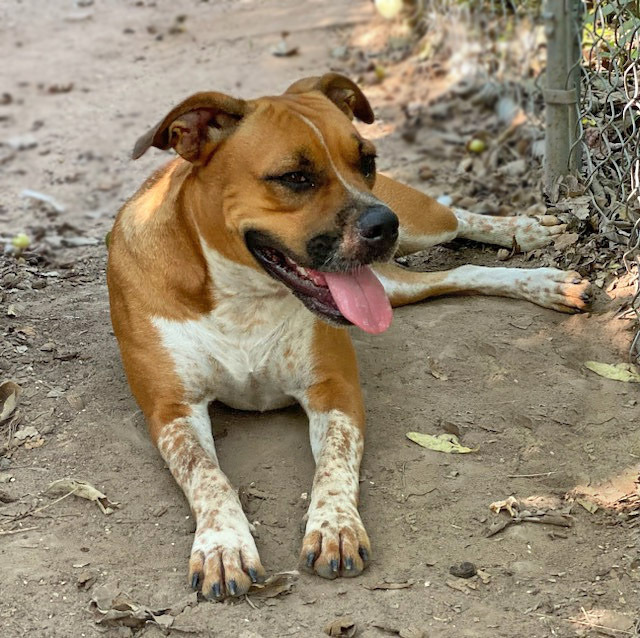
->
xmin=271 ymin=171 xmax=315 ymax=192
xmin=360 ymin=154 xmax=376 ymax=179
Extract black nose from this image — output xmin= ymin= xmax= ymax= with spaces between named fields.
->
xmin=357 ymin=205 xmax=399 ymax=245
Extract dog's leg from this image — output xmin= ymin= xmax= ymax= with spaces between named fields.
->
xmin=153 ymin=402 xmax=266 ymax=598
xmin=298 ymin=326 xmax=371 ymax=579
xmin=373 ymin=262 xmax=591 ymax=312
xmin=373 ymin=174 xmax=568 ymax=254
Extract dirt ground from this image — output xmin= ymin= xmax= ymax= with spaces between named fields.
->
xmin=1 ymin=1 xmax=639 ymax=637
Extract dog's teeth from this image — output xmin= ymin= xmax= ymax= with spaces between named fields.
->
xmin=297 ymin=267 xmax=308 ymax=277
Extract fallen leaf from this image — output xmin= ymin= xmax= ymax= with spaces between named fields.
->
xmin=476 ymin=569 xmax=491 ymax=584
xmin=46 ymin=478 xmax=119 ymax=514
xmin=427 ymin=357 xmax=448 ymax=381
xmin=576 ymin=498 xmax=599 ymax=514
xmin=247 ymin=571 xmax=297 ymax=599
xmin=445 ymin=579 xmax=470 ymax=593
xmin=77 ymin=569 xmax=98 ymax=590
xmin=553 ymin=232 xmax=580 ymax=251
xmin=90 ymin=585 xmax=177 ymax=630
xmin=24 ymin=437 xmax=45 ymax=450
xmin=490 ymin=496 xmax=519 ymax=516
xmin=324 ymin=616 xmax=357 ymax=637
xmin=406 ymin=432 xmax=477 ymax=454
xmin=584 ymin=361 xmax=640 ymax=383
xmin=570 ymin=608 xmax=635 ymax=637
xmin=0 ymin=381 xmax=21 ymax=422
xmin=13 ymin=426 xmax=39 ymax=441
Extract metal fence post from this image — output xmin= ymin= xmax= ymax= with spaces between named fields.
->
xmin=543 ymin=0 xmax=578 ymax=196
xmin=566 ymin=0 xmax=582 ymax=174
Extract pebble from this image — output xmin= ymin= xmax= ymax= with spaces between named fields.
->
xmin=449 ymin=562 xmax=477 ymax=579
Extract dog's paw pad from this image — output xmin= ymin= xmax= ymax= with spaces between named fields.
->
xmin=189 ymin=522 xmax=265 ymax=600
xmin=300 ymin=510 xmax=370 ymax=579
xmin=521 ymin=268 xmax=592 ymax=313
xmin=515 ymin=216 xmax=568 ymax=251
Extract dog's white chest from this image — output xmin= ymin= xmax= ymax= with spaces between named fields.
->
xmin=152 ymin=294 xmax=314 ymax=412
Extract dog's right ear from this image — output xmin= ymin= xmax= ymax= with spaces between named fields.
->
xmin=132 ymin=92 xmax=247 ymax=164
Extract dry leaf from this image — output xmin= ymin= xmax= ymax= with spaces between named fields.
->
xmin=570 ymin=609 xmax=635 ymax=637
xmin=324 ymin=616 xmax=357 ymax=637
xmin=46 ymin=478 xmax=119 ymax=514
xmin=584 ymin=361 xmax=640 ymax=383
xmin=427 ymin=357 xmax=448 ymax=381
xmin=406 ymin=432 xmax=477 ymax=454
xmin=490 ymin=496 xmax=519 ymax=516
xmin=247 ymin=571 xmax=297 ymax=599
xmin=445 ymin=579 xmax=470 ymax=593
xmin=0 ymin=381 xmax=21 ymax=423
xmin=476 ymin=569 xmax=491 ymax=584
xmin=13 ymin=426 xmax=39 ymax=441
xmin=90 ymin=585 xmax=177 ymax=629
xmin=575 ymin=498 xmax=599 ymax=514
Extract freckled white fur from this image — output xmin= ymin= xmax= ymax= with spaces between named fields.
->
xmin=375 ymin=264 xmax=583 ymax=310
xmin=302 ymin=410 xmax=365 ymax=544
xmin=398 ymin=227 xmax=457 ymax=252
xmin=152 ymin=244 xmax=316 ymax=411
xmin=454 ymin=208 xmax=565 ymax=251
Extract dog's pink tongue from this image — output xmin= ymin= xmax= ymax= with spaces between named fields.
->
xmin=323 ymin=267 xmax=392 ymax=334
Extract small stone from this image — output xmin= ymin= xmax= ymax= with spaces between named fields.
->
xmin=449 ymin=561 xmax=477 ymax=579
xmin=32 ymin=279 xmax=47 ymax=290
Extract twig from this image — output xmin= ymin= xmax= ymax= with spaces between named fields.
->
xmin=532 ymin=612 xmax=635 ymax=635
xmin=507 ymin=471 xmax=557 ymax=478
xmin=244 ymin=595 xmax=259 ymax=611
xmin=8 ymin=488 xmax=78 ymax=523
xmin=0 ymin=526 xmax=38 ymax=536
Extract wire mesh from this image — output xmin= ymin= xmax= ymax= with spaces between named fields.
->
xmin=573 ymin=0 xmax=640 ymax=362
xmin=407 ymin=0 xmax=639 ymax=363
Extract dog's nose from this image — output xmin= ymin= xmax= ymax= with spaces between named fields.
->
xmin=357 ymin=205 xmax=399 ymax=245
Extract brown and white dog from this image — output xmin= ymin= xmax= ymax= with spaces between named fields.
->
xmin=107 ymin=73 xmax=590 ymax=600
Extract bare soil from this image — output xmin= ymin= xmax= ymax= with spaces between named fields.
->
xmin=1 ymin=1 xmax=638 ymax=637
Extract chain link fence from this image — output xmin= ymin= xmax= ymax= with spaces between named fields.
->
xmin=403 ymin=0 xmax=640 ymax=363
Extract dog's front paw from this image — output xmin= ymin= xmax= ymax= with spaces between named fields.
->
xmin=521 ymin=268 xmax=592 ymax=313
xmin=189 ymin=511 xmax=265 ymax=600
xmin=300 ymin=503 xmax=371 ymax=579
xmin=514 ymin=214 xmax=568 ymax=251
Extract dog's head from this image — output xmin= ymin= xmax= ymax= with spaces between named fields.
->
xmin=133 ymin=74 xmax=397 ymax=333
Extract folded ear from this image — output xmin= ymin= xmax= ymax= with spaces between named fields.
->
xmin=285 ymin=73 xmax=374 ymax=124
xmin=132 ymin=92 xmax=247 ymax=164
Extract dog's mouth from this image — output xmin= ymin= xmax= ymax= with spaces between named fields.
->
xmin=246 ymin=233 xmax=392 ymax=334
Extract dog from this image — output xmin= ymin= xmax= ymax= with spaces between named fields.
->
xmin=107 ymin=73 xmax=590 ymax=600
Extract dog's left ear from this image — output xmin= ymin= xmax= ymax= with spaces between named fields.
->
xmin=132 ymin=92 xmax=248 ymax=164
xmin=285 ymin=73 xmax=374 ymax=124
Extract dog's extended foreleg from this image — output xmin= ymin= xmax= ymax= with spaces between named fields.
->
xmin=154 ymin=403 xmax=266 ymax=599
xmin=373 ymin=262 xmax=591 ymax=312
xmin=453 ymin=208 xmax=567 ymax=252
xmin=298 ymin=327 xmax=371 ymax=579
xmin=373 ymin=174 xmax=568 ymax=254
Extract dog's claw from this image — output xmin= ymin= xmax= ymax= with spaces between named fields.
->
xmin=330 ymin=559 xmax=339 ymax=573
xmin=191 ymin=573 xmax=200 ymax=591
xmin=344 ymin=557 xmax=354 ymax=571
xmin=306 ymin=551 xmax=316 ymax=568
xmin=228 ymin=579 xmax=238 ymax=596
xmin=211 ymin=582 xmax=221 ymax=599
xmin=359 ymin=547 xmax=369 ymax=564
xmin=248 ymin=568 xmax=258 ymax=583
